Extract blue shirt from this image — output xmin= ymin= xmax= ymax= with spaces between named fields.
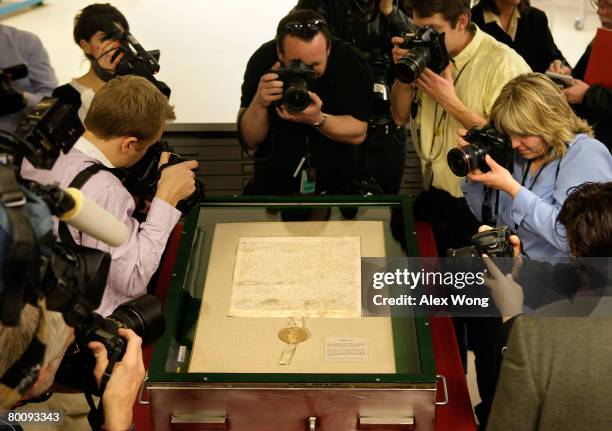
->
xmin=462 ymin=134 xmax=612 ymax=257
xmin=0 ymin=24 xmax=57 ymax=133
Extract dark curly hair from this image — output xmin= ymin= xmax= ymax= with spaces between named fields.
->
xmin=73 ymin=3 xmax=129 ymax=45
xmin=475 ymin=0 xmax=531 ymax=15
xmin=557 ymin=182 xmax=612 ymax=257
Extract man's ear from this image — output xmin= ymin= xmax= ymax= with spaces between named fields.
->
xmin=79 ymin=39 xmax=91 ymax=55
xmin=455 ymin=12 xmax=469 ymax=31
xmin=119 ymin=137 xmax=139 ymax=154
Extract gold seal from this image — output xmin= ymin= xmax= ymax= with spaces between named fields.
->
xmin=278 ymin=326 xmax=310 ymax=344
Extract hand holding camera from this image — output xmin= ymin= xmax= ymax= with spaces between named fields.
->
xmin=89 ymin=328 xmax=144 ymax=431
xmin=275 ymin=90 xmax=324 ymax=125
xmin=254 ymin=61 xmax=284 ymax=109
xmin=93 ymin=38 xmax=124 ymax=73
xmin=156 ymin=151 xmax=198 ymax=208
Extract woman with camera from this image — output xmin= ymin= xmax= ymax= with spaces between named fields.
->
xmin=459 ymin=73 xmax=612 ymax=258
xmin=52 ymin=4 xmax=128 ymax=122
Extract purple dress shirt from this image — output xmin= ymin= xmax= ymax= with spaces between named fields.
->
xmin=21 ymin=137 xmax=181 ymax=316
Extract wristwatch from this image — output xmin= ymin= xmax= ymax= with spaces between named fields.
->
xmin=312 ymin=113 xmax=328 ymax=129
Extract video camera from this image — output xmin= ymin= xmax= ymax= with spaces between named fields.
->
xmin=121 ymin=139 xmax=205 ymax=219
xmin=100 ymin=22 xmax=171 ymax=98
xmin=0 ymin=64 xmax=28 ymax=116
xmin=395 ymin=26 xmax=450 ymax=84
xmin=272 ymin=59 xmax=316 ymax=113
xmin=447 ymin=125 xmax=513 ymax=177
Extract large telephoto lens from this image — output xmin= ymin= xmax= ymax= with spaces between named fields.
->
xmin=447 ymin=143 xmax=489 ymax=177
xmin=283 ymin=79 xmax=311 ymax=112
xmin=107 ymin=295 xmax=166 ymax=345
xmin=395 ymin=46 xmax=430 ymax=84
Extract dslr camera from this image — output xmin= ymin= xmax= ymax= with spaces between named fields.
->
xmin=0 ymin=64 xmax=28 ymax=116
xmin=56 ymin=295 xmax=165 ymax=395
xmin=272 ymin=59 xmax=316 ymax=113
xmin=121 ymin=140 xmax=205 ymax=218
xmin=447 ymin=226 xmax=515 ymax=258
xmin=447 ymin=125 xmax=513 ymax=177
xmin=100 ymin=23 xmax=171 ymax=97
xmin=395 ymin=26 xmax=450 ymax=84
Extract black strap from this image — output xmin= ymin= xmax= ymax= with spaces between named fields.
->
xmin=0 ymin=165 xmax=39 ymax=326
xmin=58 ymin=164 xmax=109 ymax=246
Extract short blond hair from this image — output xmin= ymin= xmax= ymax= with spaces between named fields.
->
xmin=490 ymin=73 xmax=592 ymax=163
xmin=85 ymin=75 xmax=175 ymax=144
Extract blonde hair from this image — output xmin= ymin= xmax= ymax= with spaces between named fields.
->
xmin=490 ymin=73 xmax=592 ymax=163
xmin=85 ymin=75 xmax=176 ymax=145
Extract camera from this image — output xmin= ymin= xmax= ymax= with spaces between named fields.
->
xmin=100 ymin=23 xmax=171 ymax=98
xmin=0 ymin=64 xmax=28 ymax=116
xmin=395 ymin=26 xmax=450 ymax=84
xmin=120 ymin=140 xmax=205 ymax=218
xmin=447 ymin=125 xmax=513 ymax=177
xmin=447 ymin=226 xmax=515 ymax=258
xmin=272 ymin=59 xmax=316 ymax=113
xmin=55 ymin=294 xmax=165 ymax=395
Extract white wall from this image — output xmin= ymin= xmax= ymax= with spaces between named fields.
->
xmin=2 ymin=0 xmax=296 ymax=125
xmin=2 ymin=0 xmax=598 ymax=125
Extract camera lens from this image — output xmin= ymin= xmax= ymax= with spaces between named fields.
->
xmin=107 ymin=295 xmax=166 ymax=345
xmin=395 ymin=46 xmax=430 ymax=84
xmin=447 ymin=148 xmax=471 ymax=177
xmin=284 ymin=81 xmax=311 ymax=112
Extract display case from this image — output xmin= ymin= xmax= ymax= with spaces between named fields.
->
xmin=146 ymin=196 xmax=442 ymax=431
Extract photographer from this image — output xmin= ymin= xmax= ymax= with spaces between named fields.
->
xmin=294 ymin=0 xmax=414 ymax=195
xmin=460 ymin=73 xmax=612 ymax=258
xmin=21 ymin=75 xmax=198 ymax=316
xmin=0 ymin=308 xmax=145 ymax=431
xmin=238 ymin=10 xmax=372 ymax=196
xmin=52 ymin=4 xmax=128 ymax=123
xmin=0 ymin=193 xmax=145 ymax=430
xmin=390 ymin=0 xmax=530 ymax=254
xmin=0 ymin=23 xmax=58 ymax=132
xmin=548 ymin=0 xmax=612 ymax=153
xmin=483 ymin=182 xmax=612 ymax=430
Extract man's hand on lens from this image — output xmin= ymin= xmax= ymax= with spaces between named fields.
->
xmin=415 ymin=66 xmax=459 ymax=110
xmin=563 ymin=79 xmax=590 ymax=104
xmin=391 ymin=37 xmax=408 ymax=64
xmin=94 ymin=39 xmax=124 ymax=72
xmin=275 ymin=91 xmax=324 ymax=125
xmin=155 ymin=151 xmax=198 ymax=207
xmin=254 ymin=61 xmax=283 ymax=109
xmin=547 ymin=59 xmax=572 ymax=75
xmin=482 ymin=253 xmax=524 ymax=323
xmin=88 ymin=328 xmax=145 ymax=431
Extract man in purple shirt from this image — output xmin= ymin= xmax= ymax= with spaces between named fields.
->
xmin=22 ymin=75 xmax=198 ymax=316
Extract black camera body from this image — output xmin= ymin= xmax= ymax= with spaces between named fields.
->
xmin=0 ymin=64 xmax=28 ymax=116
xmin=121 ymin=140 xmax=205 ymax=218
xmin=101 ymin=24 xmax=171 ymax=98
xmin=447 ymin=125 xmax=513 ymax=177
xmin=56 ymin=295 xmax=166 ymax=395
xmin=447 ymin=226 xmax=515 ymax=258
xmin=272 ymin=59 xmax=316 ymax=113
xmin=395 ymin=26 xmax=450 ymax=84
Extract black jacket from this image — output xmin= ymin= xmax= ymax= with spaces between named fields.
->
xmin=572 ymin=42 xmax=612 ymax=153
xmin=471 ymin=5 xmax=566 ymax=73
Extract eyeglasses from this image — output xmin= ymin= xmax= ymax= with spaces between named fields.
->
xmin=284 ymin=19 xmax=325 ymax=33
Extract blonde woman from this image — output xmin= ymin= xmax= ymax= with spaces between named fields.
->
xmin=459 ymin=73 xmax=612 ymax=257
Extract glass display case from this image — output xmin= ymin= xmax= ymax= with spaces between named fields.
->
xmin=147 ymin=196 xmax=439 ymax=431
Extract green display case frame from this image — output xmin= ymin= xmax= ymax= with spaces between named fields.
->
xmin=147 ymin=195 xmax=436 ymax=387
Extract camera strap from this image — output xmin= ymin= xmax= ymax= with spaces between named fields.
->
xmin=0 ymin=164 xmax=39 ymax=326
xmin=58 ymin=164 xmax=111 ymax=247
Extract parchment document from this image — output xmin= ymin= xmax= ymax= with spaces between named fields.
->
xmin=229 ymin=236 xmax=362 ymax=318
